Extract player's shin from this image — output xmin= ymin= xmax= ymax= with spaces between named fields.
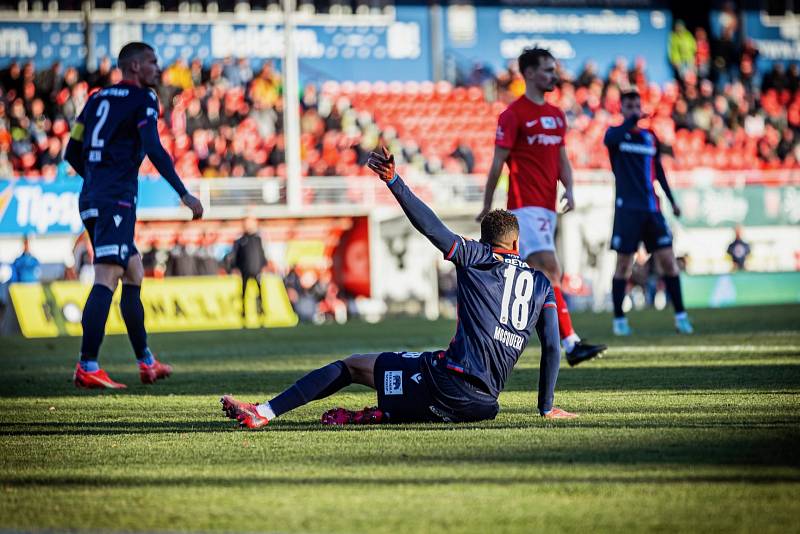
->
xmin=551 ymin=286 xmax=577 ymax=342
xmin=79 ymin=284 xmax=114 ymax=364
xmin=612 ymin=278 xmax=627 ymax=318
xmin=663 ymin=275 xmax=685 ymax=314
xmin=266 ymin=360 xmax=353 ymax=418
xmin=120 ymin=284 xmax=149 ymax=361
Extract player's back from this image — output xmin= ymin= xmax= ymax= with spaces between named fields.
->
xmin=495 ymin=97 xmax=566 ymax=210
xmin=441 ymin=239 xmax=554 ymax=397
xmin=78 ymin=82 xmax=157 ymax=205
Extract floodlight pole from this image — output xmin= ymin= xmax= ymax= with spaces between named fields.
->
xmin=283 ymin=0 xmax=302 ymax=212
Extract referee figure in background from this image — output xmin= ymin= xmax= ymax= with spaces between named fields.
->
xmin=231 ymin=216 xmax=268 ymax=324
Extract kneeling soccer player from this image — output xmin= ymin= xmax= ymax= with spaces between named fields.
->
xmin=220 ymin=147 xmax=576 ymax=428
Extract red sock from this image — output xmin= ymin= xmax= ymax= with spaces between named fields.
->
xmin=552 ymin=286 xmax=575 ymax=339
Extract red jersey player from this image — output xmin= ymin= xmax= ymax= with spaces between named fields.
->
xmin=478 ymin=47 xmax=606 ymax=366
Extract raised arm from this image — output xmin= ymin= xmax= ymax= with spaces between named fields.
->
xmin=367 ymin=147 xmax=459 ymax=256
xmin=603 ymin=115 xmax=639 ymax=147
xmin=534 ymin=288 xmax=561 ymax=415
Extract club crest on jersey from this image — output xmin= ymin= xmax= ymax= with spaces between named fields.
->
xmin=113 ymin=214 xmax=122 ymax=227
xmin=384 ymin=371 xmax=403 ymax=395
xmin=540 ymin=116 xmax=557 ymax=129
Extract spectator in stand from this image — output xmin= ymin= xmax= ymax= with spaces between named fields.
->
xmin=166 ymin=234 xmax=198 ymax=277
xmin=726 ymin=225 xmax=751 ymax=271
xmin=450 ymin=140 xmax=475 ymax=174
xmin=695 ymin=28 xmax=712 ymax=80
xmin=10 ymin=236 xmax=41 ymax=283
xmin=669 ymin=20 xmax=697 ymax=81
xmin=87 ymin=57 xmax=113 ymax=89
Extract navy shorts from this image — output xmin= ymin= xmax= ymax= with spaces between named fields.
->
xmin=611 ymin=208 xmax=673 ymax=254
xmin=374 ymin=351 xmax=499 ymax=424
xmin=80 ymin=201 xmax=138 ymax=268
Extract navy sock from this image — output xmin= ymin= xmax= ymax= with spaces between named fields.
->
xmin=268 ymin=361 xmax=352 ymax=417
xmin=80 ymin=284 xmax=114 ymax=361
xmin=663 ymin=275 xmax=686 ymax=314
xmin=612 ymin=278 xmax=627 ymax=318
xmin=120 ymin=284 xmax=149 ymax=360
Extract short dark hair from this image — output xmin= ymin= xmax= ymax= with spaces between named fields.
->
xmin=118 ymin=42 xmax=154 ymax=71
xmin=621 ymin=90 xmax=641 ymax=102
xmin=518 ymin=47 xmax=555 ymax=75
xmin=481 ymin=209 xmax=519 ymax=246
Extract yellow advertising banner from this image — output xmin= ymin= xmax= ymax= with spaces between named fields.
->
xmin=9 ymin=275 xmax=298 ymax=338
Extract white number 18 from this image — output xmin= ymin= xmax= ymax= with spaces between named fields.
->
xmin=499 ymin=265 xmax=534 ymax=330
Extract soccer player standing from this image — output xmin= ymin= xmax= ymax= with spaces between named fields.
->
xmin=219 ymin=147 xmax=576 ymax=429
xmin=478 ymin=47 xmax=605 ymax=366
xmin=604 ymin=91 xmax=693 ymax=336
xmin=65 ymin=42 xmax=204 ymax=388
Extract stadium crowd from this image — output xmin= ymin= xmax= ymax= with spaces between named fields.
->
xmin=1 ymin=12 xmax=799 ymax=180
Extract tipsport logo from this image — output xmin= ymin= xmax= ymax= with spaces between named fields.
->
xmin=0 ymin=181 xmax=82 ymax=234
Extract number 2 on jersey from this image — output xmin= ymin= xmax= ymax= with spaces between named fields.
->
xmin=90 ymin=100 xmax=110 ymax=148
xmin=499 ymin=265 xmax=534 ymax=329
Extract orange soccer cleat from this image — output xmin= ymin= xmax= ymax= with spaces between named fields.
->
xmin=139 ymin=358 xmax=173 ymax=385
xmin=220 ymin=395 xmax=270 ymax=429
xmin=73 ymin=363 xmax=127 ymax=389
xmin=542 ymin=407 xmax=578 ymax=419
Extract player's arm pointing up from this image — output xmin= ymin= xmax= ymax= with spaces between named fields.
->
xmin=367 ymin=147 xmax=459 ymax=256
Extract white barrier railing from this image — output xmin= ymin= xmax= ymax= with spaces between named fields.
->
xmin=167 ymin=169 xmax=799 ymax=219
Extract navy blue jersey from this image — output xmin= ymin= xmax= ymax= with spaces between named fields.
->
xmin=385 ymin=175 xmax=558 ymax=400
xmin=444 ymin=240 xmax=556 ymax=397
xmin=604 ymin=117 xmax=675 ymax=213
xmin=74 ymin=82 xmax=160 ymax=205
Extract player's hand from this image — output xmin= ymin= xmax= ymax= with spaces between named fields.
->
xmin=367 ymin=146 xmax=396 ymax=182
xmin=181 ymin=193 xmax=204 ymax=220
xmin=672 ymin=204 xmax=681 ymax=218
xmin=560 ymin=188 xmax=575 ymax=213
xmin=476 ymin=205 xmax=491 ymax=223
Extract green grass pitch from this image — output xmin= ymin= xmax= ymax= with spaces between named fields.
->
xmin=1 ymin=304 xmax=799 ymax=533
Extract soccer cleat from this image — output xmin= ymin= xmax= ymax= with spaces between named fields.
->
xmin=73 ymin=363 xmax=127 ymax=389
xmin=613 ymin=317 xmax=632 ymax=336
xmin=675 ymin=315 xmax=694 ymax=335
xmin=566 ymin=341 xmax=607 ymax=367
xmin=321 ymin=406 xmax=385 ymax=426
xmin=220 ymin=395 xmax=269 ymax=429
xmin=542 ymin=407 xmax=578 ymax=419
xmin=139 ymin=358 xmax=173 ymax=384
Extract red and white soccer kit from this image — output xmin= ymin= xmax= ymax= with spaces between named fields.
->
xmin=495 ymin=96 xmax=576 ymax=339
